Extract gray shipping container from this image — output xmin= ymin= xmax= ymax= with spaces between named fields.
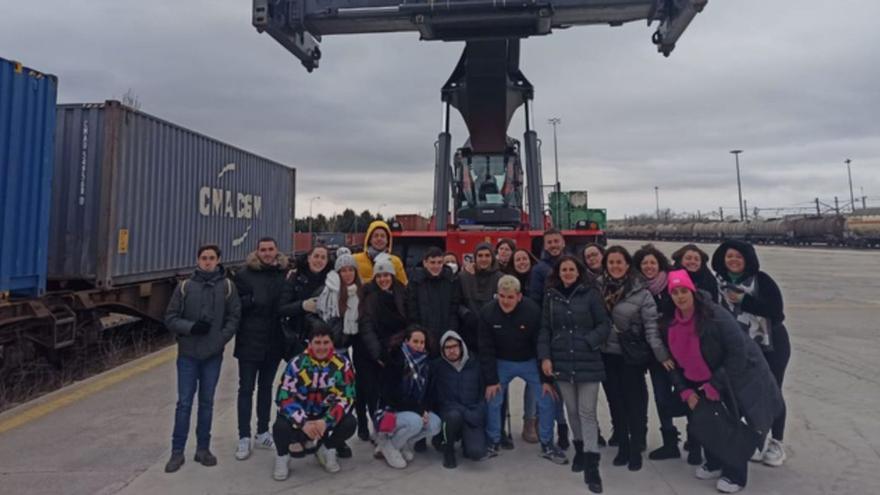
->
xmin=49 ymin=101 xmax=295 ymax=288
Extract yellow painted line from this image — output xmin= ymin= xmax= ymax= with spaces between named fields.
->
xmin=0 ymin=346 xmax=177 ymax=434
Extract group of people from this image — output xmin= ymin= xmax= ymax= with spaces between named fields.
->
xmin=163 ymin=220 xmax=790 ymax=494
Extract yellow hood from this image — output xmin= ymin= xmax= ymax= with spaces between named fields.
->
xmin=364 ymin=220 xmax=393 ymax=252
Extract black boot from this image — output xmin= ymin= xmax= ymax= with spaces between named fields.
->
xmin=648 ymin=427 xmax=681 ymax=460
xmin=687 ymin=440 xmax=703 ymax=466
xmin=612 ymin=439 xmax=629 ymax=466
xmin=607 ymin=429 xmax=620 ymax=447
xmin=443 ymin=442 xmax=457 ymax=469
xmin=357 ymin=415 xmax=370 ymax=441
xmin=557 ymin=423 xmax=570 ymax=451
xmin=571 ymin=440 xmax=585 ymax=473
xmin=627 ymin=438 xmax=643 ymax=471
xmin=584 ymin=452 xmax=603 ymax=494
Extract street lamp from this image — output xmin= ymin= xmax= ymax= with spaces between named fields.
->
xmin=308 ymin=196 xmax=320 ymax=236
xmin=548 ymin=118 xmax=562 ymax=217
xmin=845 ymin=159 xmax=855 ymax=213
xmin=730 ymin=150 xmax=744 ymax=221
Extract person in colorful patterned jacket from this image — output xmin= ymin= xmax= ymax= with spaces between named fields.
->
xmin=271 ymin=322 xmax=357 ymax=481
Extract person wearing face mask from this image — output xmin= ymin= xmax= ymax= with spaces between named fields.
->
xmin=671 ymin=244 xmax=718 ymax=302
xmin=599 ymin=246 xmax=673 ymax=472
xmin=354 ymin=220 xmax=408 ymax=285
xmin=279 ymin=245 xmax=332 ymax=359
xmin=582 ymin=243 xmax=605 ymax=285
xmin=495 ymin=238 xmax=517 ymax=275
xmin=443 ymin=252 xmax=461 ymax=275
xmin=164 ymin=245 xmax=241 ymax=473
xmin=406 ymin=247 xmax=461 ymax=357
xmin=458 ymin=243 xmax=503 ymax=352
xmin=375 ymin=326 xmax=442 ymax=469
xmin=233 ymin=237 xmax=291 ymax=462
xmin=711 ymin=240 xmax=790 ymax=468
xmin=359 ymin=257 xmax=410 ymax=441
xmin=538 ymin=256 xmax=611 ymax=493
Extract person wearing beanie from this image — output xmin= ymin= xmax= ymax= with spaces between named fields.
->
xmin=406 ymin=247 xmax=461 ymax=358
xmin=353 ymin=220 xmax=408 ymax=285
xmin=664 ymin=269 xmax=785 ymax=494
xmin=711 ymin=240 xmax=789 ymax=468
xmin=358 ymin=253 xmax=409 ymax=440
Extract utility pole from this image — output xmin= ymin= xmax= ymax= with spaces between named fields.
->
xmin=730 ymin=150 xmax=744 ymax=221
xmin=308 ymin=195 xmax=321 ymax=237
xmin=815 ymin=198 xmax=821 ymax=216
xmin=719 ymin=206 xmax=724 ymax=220
xmin=834 ymin=196 xmax=840 ymax=215
xmin=743 ymin=200 xmax=749 ymax=221
xmin=845 ymin=159 xmax=855 ymax=213
xmin=654 ymin=186 xmax=660 ymax=221
xmin=548 ymin=118 xmax=562 ymax=218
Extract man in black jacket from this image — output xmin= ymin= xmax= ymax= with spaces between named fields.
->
xmin=233 ymin=237 xmax=290 ymax=461
xmin=407 ymin=247 xmax=460 ymax=357
xmin=479 ymin=275 xmax=568 ymax=464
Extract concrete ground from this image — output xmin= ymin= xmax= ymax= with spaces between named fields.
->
xmin=0 ymin=240 xmax=878 ymax=495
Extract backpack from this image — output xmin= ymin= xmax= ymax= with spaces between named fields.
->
xmin=179 ymin=278 xmax=234 ymax=300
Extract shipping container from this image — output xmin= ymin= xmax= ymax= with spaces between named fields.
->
xmin=293 ymin=232 xmax=313 ymax=254
xmin=548 ymin=191 xmax=606 ymax=231
xmin=1 ymin=57 xmax=58 ymax=297
xmin=394 ymin=214 xmax=430 ymax=231
xmin=49 ymin=101 xmax=295 ymax=288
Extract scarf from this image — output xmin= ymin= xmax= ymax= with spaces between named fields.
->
xmin=717 ymin=273 xmax=772 ymax=350
xmin=316 ymin=271 xmax=360 ymax=336
xmin=602 ymin=272 xmax=630 ymax=313
xmin=367 ymin=246 xmax=384 ymax=261
xmin=645 ymin=271 xmax=668 ymax=296
xmin=401 ymin=342 xmax=429 ymax=401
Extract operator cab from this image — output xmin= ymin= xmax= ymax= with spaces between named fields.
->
xmin=454 ymin=139 xmax=524 ymax=228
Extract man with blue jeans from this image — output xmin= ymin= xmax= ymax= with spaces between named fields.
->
xmin=478 ymin=275 xmax=567 ymax=464
xmin=164 ymin=244 xmax=241 ymax=473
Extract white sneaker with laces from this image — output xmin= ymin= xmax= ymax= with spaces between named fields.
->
xmin=381 ymin=441 xmax=408 ymax=469
xmin=695 ymin=464 xmax=722 ymax=480
xmin=316 ymin=445 xmax=341 ymax=473
xmin=716 ymin=477 xmax=744 ymax=493
xmin=762 ymin=438 xmax=786 ymax=467
xmin=235 ymin=437 xmax=252 ymax=460
xmin=750 ymin=435 xmax=769 ymax=462
xmin=273 ymin=454 xmax=290 ymax=481
xmin=255 ymin=431 xmax=275 ymax=450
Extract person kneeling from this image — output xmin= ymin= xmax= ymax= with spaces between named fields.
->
xmin=431 ymin=331 xmax=488 ymax=468
xmin=272 ymin=323 xmax=357 ymax=481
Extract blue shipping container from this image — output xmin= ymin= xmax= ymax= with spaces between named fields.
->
xmin=0 ymin=57 xmax=58 ymax=297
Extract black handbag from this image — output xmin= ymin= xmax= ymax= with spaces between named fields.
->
xmin=617 ymin=327 xmax=652 ymax=366
xmin=689 ymin=383 xmax=762 ymax=468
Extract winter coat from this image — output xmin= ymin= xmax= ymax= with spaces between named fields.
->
xmin=478 ymin=297 xmax=549 ymax=385
xmin=380 ymin=345 xmax=431 ymax=414
xmin=600 ymin=276 xmax=670 ymax=363
xmin=537 ymin=283 xmax=611 ymax=383
xmin=406 ymin=266 xmax=461 ymax=355
xmin=165 ymin=266 xmax=241 ymax=360
xmin=668 ymin=300 xmax=785 ymax=437
xmin=278 ymin=259 xmax=330 ymax=354
xmin=429 ymin=331 xmax=485 ymax=427
xmin=527 ymin=251 xmax=560 ymax=303
xmin=358 ymin=280 xmax=408 ymax=362
xmin=458 ymin=264 xmax=502 ymax=316
xmin=276 ymin=347 xmax=356 ymax=428
xmin=711 ymin=240 xmax=785 ymax=326
xmin=353 ymin=220 xmax=408 ymax=285
xmin=233 ymin=252 xmax=290 ymax=362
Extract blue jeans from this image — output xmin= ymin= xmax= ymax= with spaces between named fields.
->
xmin=390 ymin=411 xmax=442 ymax=449
xmin=487 ymin=359 xmax=555 ymax=445
xmin=524 ymin=382 xmax=566 ymax=423
xmin=171 ymin=354 xmax=223 ymax=452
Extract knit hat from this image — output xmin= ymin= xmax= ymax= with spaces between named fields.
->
xmin=336 ymin=246 xmax=352 ymax=257
xmin=667 ymin=269 xmax=696 ymax=294
xmin=474 ymin=242 xmax=493 ymax=256
xmin=335 ymin=253 xmax=357 ymax=272
xmin=373 ymin=256 xmax=396 ymax=278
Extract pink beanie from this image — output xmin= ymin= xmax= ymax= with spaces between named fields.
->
xmin=667 ymin=269 xmax=696 ymax=294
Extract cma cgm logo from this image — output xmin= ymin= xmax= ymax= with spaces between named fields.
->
xmin=198 ymin=163 xmax=263 ymax=220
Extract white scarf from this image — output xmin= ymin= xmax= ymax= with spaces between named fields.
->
xmin=316 ymin=271 xmax=360 ymax=336
xmin=717 ymin=274 xmax=772 ymax=350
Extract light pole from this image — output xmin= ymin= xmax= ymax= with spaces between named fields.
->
xmin=730 ymin=150 xmax=744 ymax=221
xmin=548 ymin=117 xmax=562 ymax=217
xmin=655 ymin=186 xmax=660 ymax=221
xmin=845 ymin=159 xmax=855 ymax=213
xmin=308 ymin=195 xmax=320 ymax=236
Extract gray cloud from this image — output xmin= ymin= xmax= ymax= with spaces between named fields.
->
xmin=2 ymin=0 xmax=878 ymax=220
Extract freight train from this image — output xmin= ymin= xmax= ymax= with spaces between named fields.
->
xmin=606 ymin=214 xmax=880 ymax=248
xmin=1 ymin=57 xmax=295 ymax=373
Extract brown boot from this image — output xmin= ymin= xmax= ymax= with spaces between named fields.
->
xmin=521 ymin=418 xmax=539 ymax=444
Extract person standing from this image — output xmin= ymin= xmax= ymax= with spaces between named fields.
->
xmin=711 ymin=240 xmax=790 ymax=467
xmin=582 ymin=243 xmax=605 ymax=285
xmin=354 ymin=220 xmax=408 ymax=285
xmin=538 ymin=256 xmax=611 ymax=493
xmin=279 ymin=245 xmax=331 ymax=359
xmin=164 ymin=245 xmax=241 ymax=473
xmin=671 ymin=244 xmax=719 ymax=302
xmin=406 ymin=247 xmax=461 ymax=356
xmin=458 ymin=242 xmax=503 ymax=352
xmin=495 ymin=238 xmax=517 ymax=275
xmin=233 ymin=238 xmax=290 ymax=461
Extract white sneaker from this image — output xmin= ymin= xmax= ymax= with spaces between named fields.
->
xmin=750 ymin=435 xmax=769 ymax=462
xmin=316 ymin=445 xmax=341 ymax=473
xmin=695 ymin=464 xmax=722 ymax=480
xmin=255 ymin=431 xmax=275 ymax=450
xmin=235 ymin=437 xmax=252 ymax=460
xmin=762 ymin=438 xmax=786 ymax=467
xmin=401 ymin=440 xmax=416 ymax=462
xmin=716 ymin=477 xmax=744 ymax=493
xmin=273 ymin=454 xmax=290 ymax=481
xmin=380 ymin=441 xmax=408 ymax=469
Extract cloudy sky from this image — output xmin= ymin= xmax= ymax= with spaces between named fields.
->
xmin=3 ymin=0 xmax=878 ymax=220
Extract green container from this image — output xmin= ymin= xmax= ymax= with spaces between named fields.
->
xmin=549 ymin=191 xmax=606 ymax=231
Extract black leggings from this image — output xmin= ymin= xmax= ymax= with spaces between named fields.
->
xmin=273 ymin=414 xmax=357 ymax=456
xmin=764 ymin=323 xmax=791 ymax=441
xmin=352 ymin=350 xmax=380 ymax=431
xmin=602 ymin=353 xmax=648 ymax=449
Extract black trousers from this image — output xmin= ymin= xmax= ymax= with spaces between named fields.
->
xmin=764 ymin=324 xmax=791 ymax=441
xmin=442 ymin=409 xmax=487 ymax=460
xmin=602 ymin=353 xmax=648 ymax=449
xmin=237 ymin=357 xmax=280 ymax=439
xmin=272 ymin=414 xmax=357 ymax=456
xmin=649 ymin=362 xmax=689 ymax=433
xmin=352 ymin=346 xmax=379 ymax=430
